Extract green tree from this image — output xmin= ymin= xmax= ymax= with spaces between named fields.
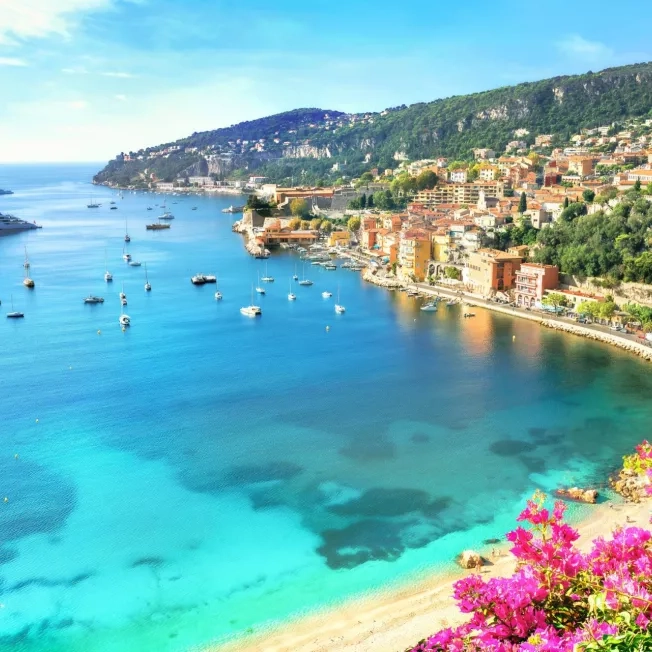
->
xmin=563 ymin=196 xmax=570 ymax=209
xmin=310 ymin=217 xmax=322 ymax=230
xmin=367 ymin=194 xmax=374 ymax=208
xmin=582 ymin=189 xmax=595 ymax=203
xmin=542 ymin=293 xmax=568 ymax=311
xmin=320 ymin=219 xmax=333 ymax=233
xmin=348 ymin=197 xmax=362 ymax=210
xmin=246 ymin=194 xmax=272 ymax=217
xmin=290 ymin=198 xmax=309 ymax=218
xmin=373 ymin=189 xmax=395 ymax=211
xmin=518 ymin=192 xmax=527 ymax=214
xmin=300 ymin=219 xmax=311 ymax=230
xmin=634 ymin=179 xmax=642 ymax=192
xmin=358 ymin=172 xmax=374 ymax=183
xmin=416 ymin=170 xmax=438 ymax=190
xmin=288 ymin=217 xmax=301 ymax=230
xmin=646 ymin=183 xmax=652 ymax=196
xmin=576 ymin=301 xmax=599 ymax=318
xmin=444 ymin=266 xmax=461 ymax=280
xmin=347 ymin=216 xmax=361 ymax=232
xmin=360 ymin=193 xmax=367 ymax=209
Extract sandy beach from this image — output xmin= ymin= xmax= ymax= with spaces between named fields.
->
xmin=214 ymin=498 xmax=651 ymax=652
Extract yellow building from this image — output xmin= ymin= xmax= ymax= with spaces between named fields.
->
xmin=431 ymin=231 xmax=453 ymax=262
xmin=399 ymin=229 xmax=431 ymax=281
xmin=328 ymin=230 xmax=350 ymax=247
xmin=415 ymin=180 xmax=504 ymax=207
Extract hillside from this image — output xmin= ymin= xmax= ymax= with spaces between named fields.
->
xmin=94 ymin=62 xmax=652 ymax=187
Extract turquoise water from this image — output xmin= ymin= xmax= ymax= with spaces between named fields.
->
xmin=0 ymin=163 xmax=651 ymax=651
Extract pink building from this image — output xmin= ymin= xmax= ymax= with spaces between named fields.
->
xmin=514 ymin=263 xmax=559 ymax=308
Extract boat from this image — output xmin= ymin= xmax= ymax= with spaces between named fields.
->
xmin=122 ymin=245 xmax=131 ymax=262
xmin=298 ymin=263 xmax=313 ymax=286
xmin=158 ymin=201 xmax=174 ymax=220
xmin=119 ymin=308 xmax=131 ymax=327
xmin=147 ymin=207 xmax=153 ymax=211
xmin=261 ymin=263 xmax=274 ymax=282
xmin=0 ymin=212 xmax=41 ymax=232
xmin=6 ymin=295 xmax=23 ymax=319
xmin=146 ymin=222 xmax=170 ymax=230
xmin=110 ymin=201 xmax=116 ymax=205
xmin=192 ymin=207 xmax=197 ymax=211
xmin=288 ymin=278 xmax=296 ymax=301
xmin=144 ymin=263 xmax=151 ymax=291
xmin=87 ymin=196 xmax=100 ymax=208
xmin=334 ymin=286 xmax=345 ymax=314
xmin=322 ymin=291 xmax=332 ymax=298
xmin=129 ymin=261 xmax=142 ymax=267
xmin=191 ymin=274 xmax=217 ymax=285
xmin=214 ymin=276 xmax=222 ymax=300
xmin=292 ymin=264 xmax=299 ymax=281
xmin=23 ymin=248 xmax=34 ymax=287
xmin=104 ymin=250 xmax=113 ymax=282
xmin=420 ymin=301 xmax=438 ymax=312
xmin=240 ymin=286 xmax=262 ymax=317
xmin=110 ymin=206 xmax=118 ymax=210
xmin=83 ymin=296 xmax=104 ymax=304
xmin=446 ymin=300 xmax=456 ymax=307
xmin=124 ymin=220 xmax=130 ymax=242
xmin=324 ymin=263 xmax=337 ymax=271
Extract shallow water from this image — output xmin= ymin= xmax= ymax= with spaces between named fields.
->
xmin=0 ymin=163 xmax=649 ymax=651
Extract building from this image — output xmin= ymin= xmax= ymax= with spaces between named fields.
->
xmin=188 ymin=176 xmax=215 ymax=186
xmin=398 ymin=229 xmax=431 ymax=281
xmin=464 ymin=248 xmax=522 ymax=296
xmin=258 ymin=219 xmax=318 ymax=246
xmin=328 ymin=230 xmax=350 ymax=247
xmin=535 ymin=135 xmax=554 ymax=147
xmin=514 ymin=263 xmax=559 ymax=308
xmin=449 ymin=169 xmax=468 ymax=183
xmin=627 ymin=169 xmax=652 ymax=184
xmin=567 ymin=157 xmax=596 ymax=178
xmin=415 ymin=181 xmax=504 ymax=207
xmin=474 ymin=148 xmax=496 ymax=160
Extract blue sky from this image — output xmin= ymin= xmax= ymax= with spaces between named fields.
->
xmin=1 ymin=0 xmax=651 ymax=162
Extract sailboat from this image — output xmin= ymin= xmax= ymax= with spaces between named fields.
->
xmin=104 ymin=250 xmax=113 ymax=282
xmin=261 ymin=262 xmax=274 ymax=282
xmin=6 ymin=295 xmax=24 ymax=319
xmin=23 ymin=248 xmax=34 ymax=288
xmin=158 ymin=200 xmax=174 ymax=220
xmin=335 ymin=285 xmax=345 ymax=314
xmin=288 ymin=278 xmax=296 ymax=301
xmin=87 ymin=195 xmax=100 ymax=208
xmin=298 ymin=262 xmax=313 ymax=286
xmin=122 ymin=245 xmax=131 ymax=262
xmin=119 ymin=303 xmax=131 ymax=327
xmin=240 ymin=285 xmax=262 ymax=317
xmin=120 ymin=283 xmax=127 ymax=306
xmin=124 ymin=219 xmax=131 ymax=243
xmin=144 ymin=263 xmax=151 ymax=291
xmin=255 ymin=272 xmax=265 ymax=294
xmin=214 ymin=276 xmax=222 ymax=300
xmin=292 ymin=264 xmax=298 ymax=281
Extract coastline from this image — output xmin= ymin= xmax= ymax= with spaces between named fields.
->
xmin=212 ymin=498 xmax=651 ymax=652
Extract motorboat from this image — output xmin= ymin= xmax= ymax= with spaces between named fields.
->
xmin=322 ymin=291 xmax=332 ymax=298
xmin=0 ymin=213 xmax=41 ymax=232
xmin=110 ymin=206 xmax=118 ymax=210
xmin=191 ymin=274 xmax=217 ymax=285
xmin=146 ymin=222 xmax=170 ymax=230
xmin=324 ymin=264 xmax=337 ymax=271
xmin=420 ymin=302 xmax=438 ymax=312
xmin=84 ymin=296 xmax=104 ymax=304
xmin=298 ymin=279 xmax=313 ymax=286
xmin=128 ymin=261 xmax=142 ymax=267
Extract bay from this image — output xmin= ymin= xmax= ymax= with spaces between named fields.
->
xmin=0 ymin=163 xmax=649 ymax=651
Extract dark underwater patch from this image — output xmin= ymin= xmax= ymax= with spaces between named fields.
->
xmin=411 ymin=433 xmax=430 ymax=444
xmin=9 ymin=572 xmax=93 ymax=592
xmin=339 ymin=436 xmax=396 ymax=461
xmin=490 ymin=440 xmax=536 ymax=456
xmin=131 ymin=556 xmax=165 ymax=569
xmin=327 ymin=488 xmax=431 ymax=517
xmin=421 ymin=496 xmax=453 ymax=517
xmin=224 ymin=461 xmax=303 ymax=486
xmin=0 ymin=547 xmax=18 ymax=565
xmin=520 ymin=456 xmax=547 ymax=473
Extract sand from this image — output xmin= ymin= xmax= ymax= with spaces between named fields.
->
xmin=212 ymin=499 xmax=652 ymax=652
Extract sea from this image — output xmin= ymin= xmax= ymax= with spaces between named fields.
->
xmin=0 ymin=163 xmax=651 ymax=652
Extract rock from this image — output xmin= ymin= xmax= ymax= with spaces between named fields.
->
xmin=458 ymin=549 xmax=482 ymax=569
xmin=555 ymin=487 xmax=598 ymax=504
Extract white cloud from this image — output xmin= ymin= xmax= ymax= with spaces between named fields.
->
xmin=0 ymin=56 xmax=27 ymax=66
xmin=102 ymin=71 xmax=136 ymax=78
xmin=0 ymin=0 xmax=112 ymax=43
xmin=556 ymin=35 xmax=614 ymax=62
xmin=62 ymin=66 xmax=88 ymax=74
xmin=114 ymin=94 xmax=127 ymax=101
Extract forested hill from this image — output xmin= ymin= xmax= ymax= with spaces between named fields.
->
xmin=95 ymin=62 xmax=652 ymax=187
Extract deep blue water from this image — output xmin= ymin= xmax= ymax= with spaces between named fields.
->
xmin=0 ymin=163 xmax=651 ymax=651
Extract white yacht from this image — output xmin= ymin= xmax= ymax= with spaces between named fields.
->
xmin=0 ymin=213 xmax=41 ymax=232
xmin=119 ymin=312 xmax=131 ymax=327
xmin=322 ymin=291 xmax=332 ymax=298
xmin=158 ymin=201 xmax=174 ymax=220
xmin=420 ymin=302 xmax=438 ymax=312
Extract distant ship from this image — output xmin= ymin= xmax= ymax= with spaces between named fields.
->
xmin=0 ymin=189 xmax=14 ymax=195
xmin=0 ymin=212 xmax=41 ymax=232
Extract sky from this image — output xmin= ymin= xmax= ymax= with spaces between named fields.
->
xmin=0 ymin=0 xmax=651 ymax=163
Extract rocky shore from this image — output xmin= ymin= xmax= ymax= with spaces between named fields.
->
xmin=541 ymin=320 xmax=652 ymax=362
xmin=362 ymin=269 xmax=403 ymax=288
